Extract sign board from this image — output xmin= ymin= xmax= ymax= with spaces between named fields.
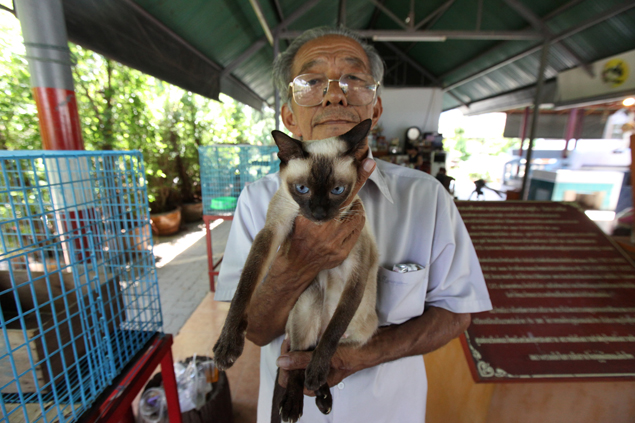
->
xmin=557 ymin=49 xmax=635 ymax=104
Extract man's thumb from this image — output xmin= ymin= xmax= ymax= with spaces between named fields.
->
xmin=362 ymin=158 xmax=376 ymax=176
xmin=276 ymin=352 xmax=311 ymax=370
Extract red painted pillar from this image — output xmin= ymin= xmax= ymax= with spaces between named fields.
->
xmin=16 ymin=0 xmax=89 ymax=261
xmin=15 ymin=0 xmax=84 ymax=150
xmin=563 ymin=108 xmax=581 ymax=158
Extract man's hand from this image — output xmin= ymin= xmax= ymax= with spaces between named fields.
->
xmin=274 ymin=308 xmax=471 ymax=394
xmin=245 ymin=158 xmax=376 ymax=346
xmin=276 ymin=339 xmax=361 ymax=396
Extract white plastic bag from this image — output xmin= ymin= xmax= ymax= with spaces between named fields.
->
xmin=174 ymin=355 xmax=213 ymax=412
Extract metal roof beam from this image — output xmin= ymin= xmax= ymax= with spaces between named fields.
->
xmin=338 ymin=0 xmax=346 ymax=27
xmin=275 ymin=0 xmax=322 ymax=31
xmin=443 ymin=0 xmax=635 ymax=92
xmin=502 ymin=0 xmax=593 ymax=77
xmin=476 ymin=0 xmax=483 ymax=30
xmin=440 ymin=0 xmax=592 ymax=81
xmin=414 ymin=0 xmax=456 ymax=30
xmin=270 ymin=0 xmax=284 ymax=22
xmin=248 ymin=0 xmax=274 ymax=45
xmin=220 ymin=0 xmax=322 ymax=78
xmin=220 ymin=39 xmax=268 ymax=78
xmin=0 ymin=4 xmax=16 ymax=15
xmin=367 ymin=0 xmax=386 ymax=29
xmin=280 ymin=30 xmax=542 ymax=41
xmin=381 ymin=42 xmax=470 ymax=107
xmin=367 ymin=0 xmax=409 ymax=30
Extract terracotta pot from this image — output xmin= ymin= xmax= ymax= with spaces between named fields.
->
xmin=150 ymin=207 xmax=181 ymax=236
xmin=181 ymin=202 xmax=203 ymax=223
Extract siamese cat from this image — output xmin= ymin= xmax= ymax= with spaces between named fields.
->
xmin=213 ymin=119 xmax=379 ymax=423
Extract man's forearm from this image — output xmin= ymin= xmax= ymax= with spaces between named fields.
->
xmin=356 ymin=307 xmax=471 ymax=371
xmin=245 ymin=255 xmax=320 ymax=346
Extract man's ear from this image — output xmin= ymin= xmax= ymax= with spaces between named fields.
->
xmin=281 ymin=103 xmax=302 ymax=138
xmin=272 ymin=130 xmax=306 ymax=164
xmin=371 ymin=96 xmax=383 ymax=129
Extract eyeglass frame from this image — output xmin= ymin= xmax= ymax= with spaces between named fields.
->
xmin=287 ymin=73 xmax=381 ymax=107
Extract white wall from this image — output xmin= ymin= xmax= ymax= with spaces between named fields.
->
xmin=377 ymin=87 xmax=443 ymax=147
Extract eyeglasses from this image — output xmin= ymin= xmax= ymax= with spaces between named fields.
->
xmin=289 ymin=73 xmax=380 ymax=107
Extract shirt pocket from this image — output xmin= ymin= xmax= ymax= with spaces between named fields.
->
xmin=376 ymin=266 xmax=429 ymax=326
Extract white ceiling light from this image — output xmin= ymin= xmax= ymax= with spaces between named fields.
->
xmin=372 ymin=34 xmax=447 ymax=42
xmin=623 ymin=97 xmax=635 ymax=107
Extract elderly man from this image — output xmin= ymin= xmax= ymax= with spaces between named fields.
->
xmin=216 ymin=27 xmax=492 ymax=422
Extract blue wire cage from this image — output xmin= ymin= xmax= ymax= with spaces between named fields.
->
xmin=0 ymin=150 xmax=162 ymax=423
xmin=199 ymin=145 xmax=279 ymax=215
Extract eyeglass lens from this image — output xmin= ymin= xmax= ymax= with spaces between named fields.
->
xmin=292 ymin=74 xmax=377 ymax=107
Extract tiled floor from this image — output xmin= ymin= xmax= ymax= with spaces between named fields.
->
xmin=154 ymin=219 xmax=230 ymax=335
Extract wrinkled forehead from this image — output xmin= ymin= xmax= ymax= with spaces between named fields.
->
xmin=291 ymin=35 xmax=371 ymax=77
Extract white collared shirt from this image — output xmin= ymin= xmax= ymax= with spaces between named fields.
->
xmin=216 ymin=156 xmax=492 ymax=423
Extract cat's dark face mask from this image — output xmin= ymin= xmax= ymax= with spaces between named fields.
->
xmin=272 ymin=120 xmax=372 ymax=223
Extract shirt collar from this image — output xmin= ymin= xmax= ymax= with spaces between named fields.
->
xmin=365 ymin=149 xmax=394 ymax=204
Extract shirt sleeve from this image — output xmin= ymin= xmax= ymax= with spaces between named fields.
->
xmin=425 ymin=192 xmax=492 ymax=313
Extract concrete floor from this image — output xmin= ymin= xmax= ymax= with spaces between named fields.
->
xmin=148 ymin=217 xmax=260 ymax=422
xmin=153 ymin=219 xmax=231 ymax=335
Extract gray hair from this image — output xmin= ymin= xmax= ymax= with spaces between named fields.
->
xmin=272 ymin=27 xmax=384 ymax=105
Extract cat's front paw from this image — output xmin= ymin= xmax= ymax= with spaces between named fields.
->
xmin=279 ymin=389 xmax=303 ymax=423
xmin=212 ymin=330 xmax=245 ymax=371
xmin=304 ymin=358 xmax=330 ymax=391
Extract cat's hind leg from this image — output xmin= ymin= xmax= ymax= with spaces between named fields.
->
xmin=305 ymin=251 xmax=370 ymax=391
xmin=278 ymin=279 xmax=323 ymax=422
xmin=315 ymin=384 xmax=332 ymax=415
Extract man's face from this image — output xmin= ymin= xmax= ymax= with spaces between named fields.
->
xmin=281 ymin=35 xmax=383 ymax=141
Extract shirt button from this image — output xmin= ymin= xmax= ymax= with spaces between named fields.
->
xmin=337 ymin=382 xmax=345 ymax=390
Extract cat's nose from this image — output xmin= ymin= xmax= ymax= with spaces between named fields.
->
xmin=312 ymin=207 xmax=327 ymax=220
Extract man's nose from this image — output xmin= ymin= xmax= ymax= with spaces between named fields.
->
xmin=322 ymin=79 xmax=348 ymax=107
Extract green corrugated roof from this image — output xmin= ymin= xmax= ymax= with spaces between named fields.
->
xmin=62 ymin=0 xmax=635 ymax=111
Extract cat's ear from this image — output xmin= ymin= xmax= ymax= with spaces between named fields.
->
xmin=340 ymin=119 xmax=372 ymax=160
xmin=272 ymin=130 xmax=306 ymax=164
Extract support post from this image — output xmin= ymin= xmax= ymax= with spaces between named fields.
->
xmin=563 ymin=108 xmax=580 ymax=158
xmin=15 ymin=0 xmax=84 ymax=150
xmin=516 ymin=106 xmax=530 ymax=177
xmin=273 ymin=32 xmax=281 ymax=131
xmin=520 ymin=42 xmax=550 ymax=201
xmin=631 ymin=134 xmax=635 ymax=244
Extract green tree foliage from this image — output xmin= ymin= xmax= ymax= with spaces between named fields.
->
xmin=1 ymin=13 xmax=275 ymax=213
xmin=72 ymin=44 xmax=157 ymax=152
xmin=0 ymin=17 xmax=39 ymax=150
xmin=446 ymin=127 xmax=471 ymax=162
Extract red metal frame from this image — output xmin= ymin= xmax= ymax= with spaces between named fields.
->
xmin=204 ymin=214 xmax=233 ymax=291
xmin=77 ymin=333 xmax=182 ymax=423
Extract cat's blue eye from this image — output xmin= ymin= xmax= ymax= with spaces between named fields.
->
xmin=295 ymin=184 xmax=310 ymax=194
xmin=331 ymin=186 xmax=345 ymax=195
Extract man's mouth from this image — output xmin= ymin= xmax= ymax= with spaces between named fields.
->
xmin=312 ymin=107 xmax=360 ymax=127
xmin=315 ymin=119 xmax=355 ymax=125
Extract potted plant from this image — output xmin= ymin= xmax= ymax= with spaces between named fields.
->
xmin=143 ymin=96 xmax=183 ymax=236
xmin=146 ymin=167 xmax=182 ymax=236
xmin=178 ymin=92 xmax=205 ymax=223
